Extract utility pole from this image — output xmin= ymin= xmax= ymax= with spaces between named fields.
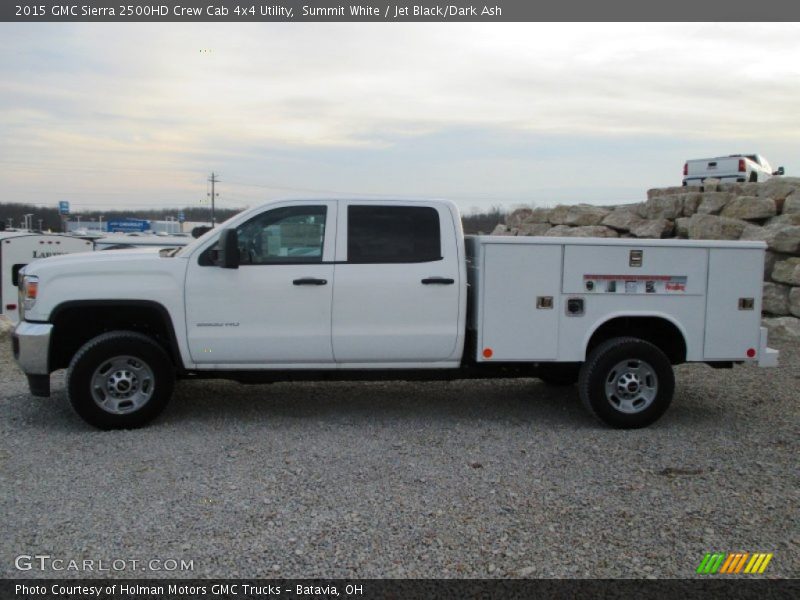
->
xmin=208 ymin=172 xmax=220 ymax=226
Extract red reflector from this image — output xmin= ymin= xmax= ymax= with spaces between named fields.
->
xmin=746 ymin=348 xmax=756 ymax=358
xmin=6 ymin=304 xmax=16 ymax=310
xmin=482 ymin=348 xmax=493 ymax=359
xmin=738 ymin=158 xmax=746 ymax=172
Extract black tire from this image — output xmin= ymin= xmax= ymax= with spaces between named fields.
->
xmin=578 ymin=337 xmax=674 ymax=429
xmin=67 ymin=331 xmax=175 ymax=429
xmin=749 ymin=171 xmax=758 ymax=183
xmin=538 ymin=363 xmax=580 ymax=386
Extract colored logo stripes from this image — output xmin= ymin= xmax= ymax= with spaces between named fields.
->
xmin=696 ymin=552 xmax=773 ymax=574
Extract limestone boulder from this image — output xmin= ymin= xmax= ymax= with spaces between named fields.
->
xmin=524 ymin=207 xmax=553 ymax=223
xmin=630 ymin=218 xmax=673 ymax=239
xmin=696 ymin=192 xmax=732 ymax=215
xmin=766 ymin=214 xmax=800 ymax=227
xmin=740 ymin=224 xmax=800 ymax=254
xmin=639 ymin=195 xmax=682 ymax=220
xmin=702 ymin=178 xmax=721 ymax=192
xmin=720 ymin=196 xmax=776 ymax=220
xmin=771 ymin=257 xmax=800 ymax=286
xmin=548 ymin=206 xmax=571 ymax=225
xmin=544 ymin=225 xmax=618 ymax=238
xmin=561 ymin=205 xmax=611 ymax=226
xmin=675 ymin=217 xmax=691 ymax=238
xmin=601 ymin=209 xmax=645 ymax=232
xmin=682 ymin=193 xmax=703 ymax=217
xmin=506 ymin=208 xmax=532 ymax=228
xmin=761 ymin=316 xmax=800 ymax=341
xmin=762 ymin=282 xmax=791 ymax=316
xmin=490 ymin=224 xmax=509 ymax=235
xmin=790 ymin=287 xmax=800 ymax=318
xmin=687 ymin=214 xmax=749 ymax=240
xmin=783 ymin=192 xmax=800 ymax=215
xmin=759 ymin=178 xmax=800 ymax=202
xmin=517 ymin=222 xmax=552 ymax=236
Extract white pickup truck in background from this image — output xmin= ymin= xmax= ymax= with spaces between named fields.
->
xmin=12 ymin=198 xmax=778 ymax=430
xmin=683 ymin=154 xmax=784 ymax=186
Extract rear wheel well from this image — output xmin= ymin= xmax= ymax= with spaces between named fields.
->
xmin=586 ymin=317 xmax=687 ymax=365
xmin=49 ymin=302 xmax=180 ymax=371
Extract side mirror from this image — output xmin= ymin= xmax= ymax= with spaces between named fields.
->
xmin=217 ymin=229 xmax=239 ymax=269
xmin=773 ymin=166 xmax=785 ymax=176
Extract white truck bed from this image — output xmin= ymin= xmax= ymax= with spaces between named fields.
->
xmin=466 ymin=236 xmax=768 ymax=365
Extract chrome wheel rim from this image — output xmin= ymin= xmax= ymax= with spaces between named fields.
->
xmin=91 ymin=355 xmax=155 ymax=414
xmin=604 ymin=359 xmax=658 ymax=414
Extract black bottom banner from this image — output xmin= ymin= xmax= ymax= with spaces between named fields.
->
xmin=2 ymin=579 xmax=799 ymax=600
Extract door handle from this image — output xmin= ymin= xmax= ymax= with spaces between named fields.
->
xmin=293 ymin=277 xmax=328 ymax=286
xmin=421 ymin=277 xmax=455 ymax=285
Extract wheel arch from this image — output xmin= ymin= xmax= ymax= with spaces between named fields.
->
xmin=48 ymin=300 xmax=183 ymax=372
xmin=583 ymin=313 xmax=689 ymax=365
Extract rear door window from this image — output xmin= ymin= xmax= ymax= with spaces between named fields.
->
xmin=347 ymin=206 xmax=441 ymax=263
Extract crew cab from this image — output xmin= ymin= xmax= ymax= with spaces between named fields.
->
xmin=683 ymin=154 xmax=784 ymax=186
xmin=12 ymin=198 xmax=778 ymax=430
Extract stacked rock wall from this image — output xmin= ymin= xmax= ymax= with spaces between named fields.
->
xmin=494 ymin=177 xmax=800 ymax=340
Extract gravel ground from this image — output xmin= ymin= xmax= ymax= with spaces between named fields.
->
xmin=0 ymin=336 xmax=797 ymax=579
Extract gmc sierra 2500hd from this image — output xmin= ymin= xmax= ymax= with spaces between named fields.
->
xmin=12 ymin=198 xmax=778 ymax=429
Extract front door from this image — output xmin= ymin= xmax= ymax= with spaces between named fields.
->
xmin=185 ymin=201 xmax=336 ymax=365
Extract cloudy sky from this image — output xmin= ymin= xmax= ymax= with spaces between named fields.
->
xmin=1 ymin=23 xmax=798 ymax=214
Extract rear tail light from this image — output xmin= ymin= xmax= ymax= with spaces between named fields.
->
xmin=683 ymin=163 xmax=688 ymax=176
xmin=738 ymin=158 xmax=746 ymax=172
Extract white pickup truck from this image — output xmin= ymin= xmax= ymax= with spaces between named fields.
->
xmin=12 ymin=198 xmax=778 ymax=430
xmin=683 ymin=154 xmax=784 ymax=186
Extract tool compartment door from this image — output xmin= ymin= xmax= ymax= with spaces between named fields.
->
xmin=703 ymin=248 xmax=763 ymax=360
xmin=479 ymin=243 xmax=562 ymax=360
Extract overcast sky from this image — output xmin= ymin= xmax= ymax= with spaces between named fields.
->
xmin=1 ymin=23 xmax=798 ymax=215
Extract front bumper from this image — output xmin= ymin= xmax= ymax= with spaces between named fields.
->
xmin=12 ymin=321 xmax=53 ymax=375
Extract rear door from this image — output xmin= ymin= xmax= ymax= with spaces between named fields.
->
xmin=331 ymin=203 xmax=461 ymax=363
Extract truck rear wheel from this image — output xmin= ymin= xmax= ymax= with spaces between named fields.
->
xmin=578 ymin=337 xmax=674 ymax=429
xmin=67 ymin=331 xmax=175 ymax=429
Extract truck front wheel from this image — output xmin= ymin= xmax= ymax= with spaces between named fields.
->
xmin=67 ymin=331 xmax=175 ymax=429
xmin=578 ymin=337 xmax=674 ymax=429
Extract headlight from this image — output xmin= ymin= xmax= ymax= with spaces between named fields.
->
xmin=19 ymin=275 xmax=39 ymax=317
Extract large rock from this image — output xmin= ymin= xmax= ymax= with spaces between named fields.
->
xmin=740 ymin=223 xmax=800 ymax=254
xmin=506 ymin=208 xmax=533 ymax=228
xmin=702 ymin=178 xmax=721 ymax=192
xmin=601 ymin=209 xmax=645 ymax=232
xmin=544 ymin=225 xmax=619 ymax=238
xmin=647 ymin=186 xmax=698 ymax=200
xmin=696 ymin=192 xmax=733 ymax=215
xmin=727 ymin=182 xmax=761 ymax=196
xmin=783 ymin=192 xmax=800 ymax=215
xmin=517 ymin=222 xmax=552 ymax=236
xmin=771 ymin=257 xmax=800 ymax=286
xmin=764 ymin=251 xmax=789 ymax=281
xmin=766 ymin=213 xmax=800 ymax=227
xmin=524 ymin=207 xmax=553 ymax=223
xmin=720 ymin=196 xmax=776 ymax=220
xmin=762 ymin=282 xmax=791 ymax=315
xmin=630 ymin=218 xmax=673 ymax=239
xmin=548 ymin=206 xmax=571 ymax=225
xmin=682 ymin=193 xmax=703 ymax=216
xmin=675 ymin=217 xmax=691 ymax=238
xmin=687 ymin=214 xmax=749 ymax=240
xmin=561 ymin=205 xmax=611 ymax=226
xmin=490 ymin=224 xmax=509 ymax=235
xmin=790 ymin=288 xmax=800 ymax=318
xmin=762 ymin=316 xmax=800 ymax=341
xmin=759 ymin=178 xmax=799 ymax=202
xmin=639 ymin=195 xmax=682 ymax=220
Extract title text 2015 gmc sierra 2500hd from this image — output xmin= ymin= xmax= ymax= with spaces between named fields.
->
xmin=12 ymin=198 xmax=778 ymax=429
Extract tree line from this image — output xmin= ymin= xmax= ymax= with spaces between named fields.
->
xmin=0 ymin=202 xmax=507 ymax=234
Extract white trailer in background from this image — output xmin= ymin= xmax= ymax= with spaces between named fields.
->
xmin=0 ymin=233 xmax=94 ymax=323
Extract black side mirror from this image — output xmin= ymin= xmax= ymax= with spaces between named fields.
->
xmin=773 ymin=167 xmax=785 ymax=176
xmin=218 ymin=229 xmax=239 ymax=269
